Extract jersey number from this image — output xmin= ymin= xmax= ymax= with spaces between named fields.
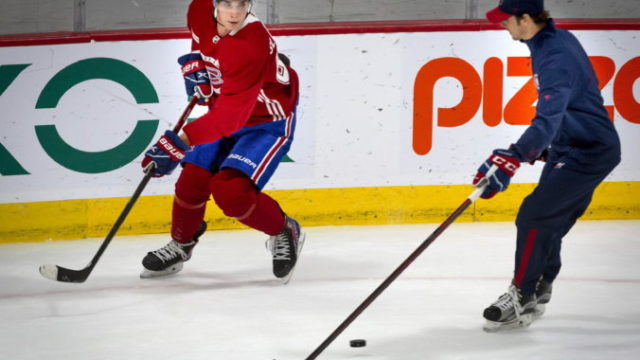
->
xmin=276 ymin=56 xmax=290 ymax=85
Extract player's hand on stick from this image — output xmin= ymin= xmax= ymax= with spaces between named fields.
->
xmin=141 ymin=130 xmax=190 ymax=177
xmin=178 ymin=52 xmax=212 ymax=105
xmin=473 ymin=149 xmax=520 ymax=199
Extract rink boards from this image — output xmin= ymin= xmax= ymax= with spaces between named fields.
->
xmin=1 ymin=21 xmax=639 ymax=242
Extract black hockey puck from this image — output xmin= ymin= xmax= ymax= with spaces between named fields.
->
xmin=350 ymin=339 xmax=366 ymax=347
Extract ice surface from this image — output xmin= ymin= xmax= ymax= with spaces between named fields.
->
xmin=1 ymin=220 xmax=639 ymax=360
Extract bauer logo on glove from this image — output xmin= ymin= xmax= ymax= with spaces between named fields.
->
xmin=141 ymin=130 xmax=191 ymax=177
xmin=178 ymin=52 xmax=213 ymax=104
xmin=158 ymin=137 xmax=186 ymax=161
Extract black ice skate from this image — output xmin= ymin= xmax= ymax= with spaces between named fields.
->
xmin=266 ymin=216 xmax=305 ymax=284
xmin=534 ymin=279 xmax=553 ymax=317
xmin=483 ymin=284 xmax=537 ymax=332
xmin=140 ymin=221 xmax=207 ymax=278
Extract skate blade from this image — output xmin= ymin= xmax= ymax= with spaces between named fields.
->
xmin=278 ymin=232 xmax=306 ymax=285
xmin=140 ymin=262 xmax=184 ymax=279
xmin=483 ymin=313 xmax=534 ymax=332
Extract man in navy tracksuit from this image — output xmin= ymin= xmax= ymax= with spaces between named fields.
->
xmin=475 ymin=0 xmax=621 ymax=331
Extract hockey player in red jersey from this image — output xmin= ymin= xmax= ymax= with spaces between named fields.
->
xmin=140 ymin=0 xmax=303 ymax=283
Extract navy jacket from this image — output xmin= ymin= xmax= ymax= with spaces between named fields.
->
xmin=511 ymin=20 xmax=620 ymax=172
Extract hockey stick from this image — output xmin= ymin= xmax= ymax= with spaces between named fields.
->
xmin=39 ymin=96 xmax=199 ymax=283
xmin=305 ymin=166 xmax=497 ymax=359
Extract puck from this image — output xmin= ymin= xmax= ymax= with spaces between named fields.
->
xmin=350 ymin=339 xmax=366 ymax=348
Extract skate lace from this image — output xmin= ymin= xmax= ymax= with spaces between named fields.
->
xmin=153 ymin=241 xmax=188 ymax=262
xmin=492 ymin=285 xmax=523 ymax=319
xmin=266 ymin=232 xmax=291 ymax=261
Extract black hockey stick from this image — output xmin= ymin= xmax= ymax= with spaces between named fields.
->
xmin=39 ymin=96 xmax=199 ymax=283
xmin=305 ymin=166 xmax=497 ymax=359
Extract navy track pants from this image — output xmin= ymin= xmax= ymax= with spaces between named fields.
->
xmin=513 ymin=159 xmax=616 ymax=296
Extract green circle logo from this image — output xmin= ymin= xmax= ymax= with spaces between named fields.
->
xmin=35 ymin=58 xmax=159 ymax=173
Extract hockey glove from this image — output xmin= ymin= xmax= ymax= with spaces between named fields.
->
xmin=141 ymin=130 xmax=190 ymax=177
xmin=177 ymin=53 xmax=212 ymax=105
xmin=473 ymin=149 xmax=521 ymax=199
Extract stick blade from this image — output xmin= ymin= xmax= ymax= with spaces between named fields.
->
xmin=39 ymin=264 xmax=90 ymax=283
xmin=39 ymin=264 xmax=59 ymax=281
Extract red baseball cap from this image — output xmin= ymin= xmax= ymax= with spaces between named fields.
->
xmin=486 ymin=0 xmax=544 ymax=23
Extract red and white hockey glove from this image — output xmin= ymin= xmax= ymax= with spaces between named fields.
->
xmin=177 ymin=53 xmax=212 ymax=105
xmin=141 ymin=130 xmax=190 ymax=177
xmin=473 ymin=149 xmax=521 ymax=199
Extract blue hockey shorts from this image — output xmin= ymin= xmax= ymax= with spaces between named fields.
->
xmin=183 ymin=113 xmax=296 ymax=191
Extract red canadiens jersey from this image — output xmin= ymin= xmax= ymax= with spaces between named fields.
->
xmin=182 ymin=0 xmax=299 ymax=146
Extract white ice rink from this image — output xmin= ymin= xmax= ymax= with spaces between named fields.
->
xmin=1 ymin=220 xmax=639 ymax=360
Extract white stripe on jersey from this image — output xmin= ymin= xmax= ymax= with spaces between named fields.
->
xmin=257 ymin=91 xmax=276 ymax=120
xmin=257 ymin=90 xmax=286 ymax=121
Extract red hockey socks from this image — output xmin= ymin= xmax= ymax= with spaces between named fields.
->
xmin=210 ymin=168 xmax=285 ymax=236
xmin=239 ymin=192 xmax=286 ymax=236
xmin=172 ymin=164 xmax=211 ymax=243
xmin=171 ymin=197 xmax=207 ymax=243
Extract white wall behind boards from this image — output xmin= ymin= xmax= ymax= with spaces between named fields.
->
xmin=3 ymin=0 xmax=640 ymax=35
xmin=1 ymin=29 xmax=638 ymax=203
